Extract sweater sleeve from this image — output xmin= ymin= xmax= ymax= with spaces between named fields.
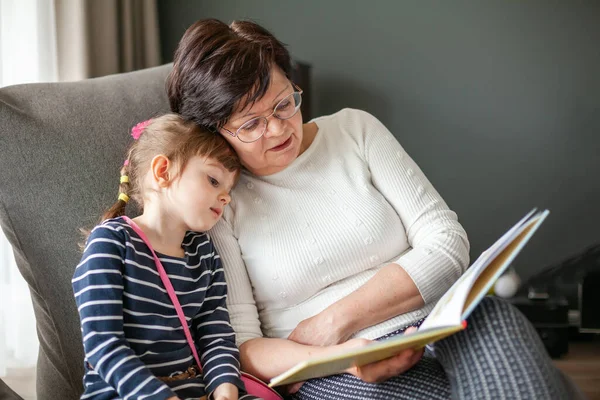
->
xmin=208 ymin=214 xmax=263 ymax=346
xmin=194 ymin=239 xmax=245 ymax=396
xmin=72 ymin=224 xmax=174 ymax=400
xmin=345 ymin=109 xmax=470 ymax=304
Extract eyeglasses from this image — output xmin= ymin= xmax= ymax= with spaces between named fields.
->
xmin=222 ymin=84 xmax=303 ymax=143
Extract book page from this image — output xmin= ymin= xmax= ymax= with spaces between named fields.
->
xmin=417 ymin=255 xmax=486 ymax=331
xmin=269 ymin=325 xmax=463 ymax=387
xmin=461 ymin=211 xmax=548 ymax=318
xmin=418 ymin=209 xmax=545 ymax=331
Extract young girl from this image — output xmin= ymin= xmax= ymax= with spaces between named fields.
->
xmin=72 ymin=114 xmax=257 ymax=400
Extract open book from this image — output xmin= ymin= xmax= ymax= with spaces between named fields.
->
xmin=269 ymin=208 xmax=549 ymax=387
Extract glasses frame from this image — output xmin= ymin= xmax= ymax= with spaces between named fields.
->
xmin=222 ymin=83 xmax=303 ymax=143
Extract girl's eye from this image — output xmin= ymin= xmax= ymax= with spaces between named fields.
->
xmin=208 ymin=176 xmax=219 ymax=187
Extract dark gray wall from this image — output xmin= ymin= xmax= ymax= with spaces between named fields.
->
xmin=158 ymin=0 xmax=600 ymax=281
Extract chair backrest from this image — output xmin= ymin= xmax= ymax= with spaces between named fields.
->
xmin=0 ymin=378 xmax=23 ymax=400
xmin=0 ymin=64 xmax=172 ymax=400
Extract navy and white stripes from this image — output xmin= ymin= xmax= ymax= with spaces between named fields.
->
xmin=72 ymin=217 xmax=244 ymax=400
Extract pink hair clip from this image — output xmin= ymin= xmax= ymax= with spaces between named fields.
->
xmin=123 ymin=159 xmax=130 ymax=166
xmin=131 ymin=119 xmax=152 ymax=140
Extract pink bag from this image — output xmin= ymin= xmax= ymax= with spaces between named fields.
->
xmin=123 ymin=217 xmax=283 ymax=400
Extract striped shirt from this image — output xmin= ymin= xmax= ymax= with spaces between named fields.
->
xmin=72 ymin=217 xmax=243 ymax=400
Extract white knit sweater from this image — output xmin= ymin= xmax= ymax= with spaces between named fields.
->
xmin=210 ymin=108 xmax=470 ymax=345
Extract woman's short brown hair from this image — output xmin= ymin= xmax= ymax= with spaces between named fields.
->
xmin=166 ymin=19 xmax=292 ymax=129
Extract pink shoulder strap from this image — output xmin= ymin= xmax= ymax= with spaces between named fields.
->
xmin=122 ymin=216 xmax=203 ymax=371
xmin=122 ymin=217 xmax=284 ymax=400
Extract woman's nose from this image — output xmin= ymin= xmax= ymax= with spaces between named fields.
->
xmin=263 ymin=116 xmax=286 ymax=138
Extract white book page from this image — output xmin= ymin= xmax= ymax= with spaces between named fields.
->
xmin=461 ymin=211 xmax=548 ymax=318
xmin=417 ymin=261 xmax=481 ymax=331
xmin=418 ymin=209 xmax=541 ymax=332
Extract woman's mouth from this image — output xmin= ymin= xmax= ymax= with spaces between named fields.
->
xmin=270 ymin=136 xmax=292 ymax=152
xmin=210 ymin=208 xmax=222 ymax=218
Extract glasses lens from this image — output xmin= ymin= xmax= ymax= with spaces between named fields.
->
xmin=274 ymin=92 xmax=302 ymax=120
xmin=237 ymin=117 xmax=267 ymax=143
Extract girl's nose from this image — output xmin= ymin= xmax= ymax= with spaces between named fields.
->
xmin=220 ymin=192 xmax=231 ymax=206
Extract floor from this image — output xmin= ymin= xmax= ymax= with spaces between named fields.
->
xmin=2 ymin=367 xmax=35 ymax=400
xmin=3 ymin=340 xmax=599 ymax=399
xmin=554 ymin=337 xmax=600 ymax=400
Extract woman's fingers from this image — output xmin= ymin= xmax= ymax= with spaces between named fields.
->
xmin=404 ymin=326 xmax=418 ymax=335
xmin=350 ymin=347 xmax=423 ymax=383
xmin=286 ymin=381 xmax=305 ymax=394
xmin=344 ymin=327 xmax=424 ymax=383
xmin=410 ymin=346 xmax=425 ymax=364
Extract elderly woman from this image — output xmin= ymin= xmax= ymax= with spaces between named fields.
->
xmin=166 ymin=19 xmax=581 ymax=400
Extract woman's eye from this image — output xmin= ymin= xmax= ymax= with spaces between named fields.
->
xmin=208 ymin=176 xmax=219 ymax=187
xmin=240 ymin=119 xmax=260 ymax=132
xmin=277 ymin=100 xmax=291 ymax=111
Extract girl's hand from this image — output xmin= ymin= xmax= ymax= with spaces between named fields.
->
xmin=212 ymin=382 xmax=238 ymax=400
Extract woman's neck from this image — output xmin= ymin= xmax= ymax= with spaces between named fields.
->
xmin=299 ymin=121 xmax=318 ymax=156
xmin=132 ymin=204 xmax=187 ymax=258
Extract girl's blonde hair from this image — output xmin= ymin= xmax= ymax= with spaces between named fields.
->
xmin=101 ymin=113 xmax=241 ymax=224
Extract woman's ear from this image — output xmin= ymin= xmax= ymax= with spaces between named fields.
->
xmin=150 ymin=155 xmax=172 ymax=188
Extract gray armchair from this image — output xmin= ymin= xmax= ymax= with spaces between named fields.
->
xmin=0 ymin=65 xmax=172 ymax=400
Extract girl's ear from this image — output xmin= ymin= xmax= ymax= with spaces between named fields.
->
xmin=150 ymin=155 xmax=172 ymax=188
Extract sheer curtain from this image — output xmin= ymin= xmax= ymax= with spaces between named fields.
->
xmin=1 ymin=0 xmax=160 ymax=384
xmin=1 ymin=1 xmax=160 ymax=394
xmin=0 ymin=0 xmax=57 ymax=378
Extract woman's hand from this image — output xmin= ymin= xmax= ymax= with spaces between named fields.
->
xmin=288 ymin=310 xmax=352 ymax=346
xmin=287 ymin=327 xmax=422 ymax=393
xmin=347 ymin=346 xmax=423 ymax=383
xmin=212 ymin=382 xmax=238 ymax=400
xmin=345 ymin=327 xmax=423 ymax=383
xmin=284 ymin=338 xmax=371 ymax=394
